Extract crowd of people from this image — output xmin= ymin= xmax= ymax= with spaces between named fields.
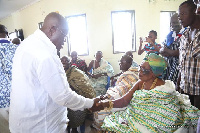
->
xmin=1 ymin=0 xmax=200 ymax=133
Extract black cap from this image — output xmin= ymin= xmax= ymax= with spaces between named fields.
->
xmin=0 ymin=24 xmax=8 ymax=34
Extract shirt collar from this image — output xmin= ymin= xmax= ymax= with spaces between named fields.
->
xmin=33 ymin=29 xmax=57 ymax=55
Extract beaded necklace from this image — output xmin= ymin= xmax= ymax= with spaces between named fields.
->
xmin=141 ymin=78 xmax=158 ymax=90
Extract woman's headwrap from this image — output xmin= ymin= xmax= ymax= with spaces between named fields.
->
xmin=143 ymin=53 xmax=167 ymax=77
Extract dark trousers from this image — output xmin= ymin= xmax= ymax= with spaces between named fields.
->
xmin=188 ymin=95 xmax=200 ymax=110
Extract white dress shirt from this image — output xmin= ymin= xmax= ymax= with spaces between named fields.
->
xmin=9 ymin=29 xmax=94 ymax=133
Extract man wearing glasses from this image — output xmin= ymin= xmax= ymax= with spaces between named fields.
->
xmin=9 ymin=12 xmax=101 ymax=132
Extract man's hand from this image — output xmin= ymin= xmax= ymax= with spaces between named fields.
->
xmin=89 ymin=98 xmax=104 ymax=112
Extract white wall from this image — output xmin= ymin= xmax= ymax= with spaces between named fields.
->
xmin=0 ymin=0 xmax=185 ymax=74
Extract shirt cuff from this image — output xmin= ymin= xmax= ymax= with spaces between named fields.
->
xmin=85 ymin=98 xmax=94 ymax=108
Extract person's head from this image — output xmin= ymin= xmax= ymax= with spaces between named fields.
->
xmin=71 ymin=51 xmax=78 ymax=63
xmin=148 ymin=30 xmax=157 ymax=42
xmin=125 ymin=51 xmax=133 ymax=58
xmin=138 ymin=53 xmax=167 ymax=81
xmin=0 ymin=24 xmax=9 ymax=38
xmin=119 ymin=54 xmax=133 ymax=72
xmin=95 ymin=51 xmax=103 ymax=62
xmin=193 ymin=0 xmax=200 ymax=15
xmin=178 ymin=1 xmax=197 ymax=27
xmin=61 ymin=55 xmax=71 ymax=71
xmin=40 ymin=12 xmax=68 ymax=52
xmin=170 ymin=13 xmax=182 ymax=33
xmin=12 ymin=38 xmax=21 ymax=45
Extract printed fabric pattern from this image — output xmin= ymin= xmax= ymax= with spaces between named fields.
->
xmin=0 ymin=40 xmax=17 ymax=108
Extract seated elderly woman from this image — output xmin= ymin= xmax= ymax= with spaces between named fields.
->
xmin=97 ymin=53 xmax=200 ymax=133
xmin=92 ymin=54 xmax=139 ymax=130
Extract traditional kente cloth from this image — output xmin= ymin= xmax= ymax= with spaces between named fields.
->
xmin=66 ymin=66 xmax=96 ymax=128
xmin=93 ymin=67 xmax=139 ymax=129
xmin=90 ymin=59 xmax=114 ymax=96
xmin=102 ymin=80 xmax=200 ymax=133
xmin=144 ymin=53 xmax=167 ymax=77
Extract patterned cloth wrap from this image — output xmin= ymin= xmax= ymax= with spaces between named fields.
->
xmin=93 ymin=67 xmax=139 ymax=130
xmin=102 ymin=80 xmax=200 ymax=133
xmin=144 ymin=53 xmax=167 ymax=77
xmin=66 ymin=66 xmax=96 ymax=128
xmin=0 ymin=39 xmax=17 ymax=108
xmin=90 ymin=59 xmax=114 ymax=96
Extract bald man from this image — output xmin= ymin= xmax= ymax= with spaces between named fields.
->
xmin=9 ymin=12 xmax=101 ymax=133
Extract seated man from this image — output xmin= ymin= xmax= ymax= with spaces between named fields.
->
xmin=97 ymin=53 xmax=200 ymax=133
xmin=61 ymin=55 xmax=96 ymax=133
xmin=110 ymin=51 xmax=138 ymax=86
xmin=70 ymin=51 xmax=87 ymax=73
xmin=88 ymin=51 xmax=114 ymax=96
xmin=92 ymin=54 xmax=139 ymax=130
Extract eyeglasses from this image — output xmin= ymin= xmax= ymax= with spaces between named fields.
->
xmin=57 ymin=27 xmax=68 ymax=41
xmin=138 ymin=65 xmax=151 ymax=75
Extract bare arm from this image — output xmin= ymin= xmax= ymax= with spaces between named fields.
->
xmin=101 ymin=80 xmax=141 ymax=108
xmin=87 ymin=60 xmax=94 ymax=72
xmin=160 ymin=47 xmax=179 ymax=57
xmin=138 ymin=37 xmax=144 ymax=55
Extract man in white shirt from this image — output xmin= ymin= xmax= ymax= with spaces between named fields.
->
xmin=9 ymin=12 xmax=101 ymax=133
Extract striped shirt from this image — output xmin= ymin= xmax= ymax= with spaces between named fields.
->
xmin=143 ymin=42 xmax=161 ymax=54
xmin=162 ymin=32 xmax=182 ymax=84
xmin=179 ymin=28 xmax=200 ymax=95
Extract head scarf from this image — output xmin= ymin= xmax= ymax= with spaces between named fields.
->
xmin=143 ymin=53 xmax=167 ymax=77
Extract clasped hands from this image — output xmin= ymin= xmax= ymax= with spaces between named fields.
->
xmin=89 ymin=95 xmax=110 ymax=112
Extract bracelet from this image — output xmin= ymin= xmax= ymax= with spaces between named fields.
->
xmin=105 ymin=100 xmax=113 ymax=111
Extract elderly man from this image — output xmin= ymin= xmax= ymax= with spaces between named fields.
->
xmin=70 ymin=51 xmax=87 ymax=73
xmin=177 ymin=1 xmax=200 ymax=109
xmin=0 ymin=24 xmax=17 ymax=133
xmin=61 ymin=55 xmax=96 ymax=133
xmin=9 ymin=12 xmax=100 ymax=133
xmin=92 ymin=54 xmax=139 ymax=131
xmin=88 ymin=51 xmax=114 ymax=96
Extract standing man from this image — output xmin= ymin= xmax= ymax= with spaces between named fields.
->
xmin=0 ymin=24 xmax=17 ymax=133
xmin=177 ymin=1 xmax=200 ymax=109
xmin=9 ymin=12 xmax=100 ymax=132
xmin=160 ymin=13 xmax=182 ymax=84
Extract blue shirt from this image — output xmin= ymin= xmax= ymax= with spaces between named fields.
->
xmin=0 ymin=39 xmax=17 ymax=108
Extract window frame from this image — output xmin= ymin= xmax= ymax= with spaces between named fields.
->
xmin=160 ymin=11 xmax=176 ymax=43
xmin=66 ymin=14 xmax=89 ymax=56
xmin=111 ymin=10 xmax=136 ymax=54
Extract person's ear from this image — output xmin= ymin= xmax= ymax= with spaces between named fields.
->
xmin=49 ymin=26 xmax=57 ymax=36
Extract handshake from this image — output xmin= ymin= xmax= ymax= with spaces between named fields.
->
xmin=88 ymin=95 xmax=113 ymax=112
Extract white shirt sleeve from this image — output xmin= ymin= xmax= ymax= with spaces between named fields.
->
xmin=37 ymin=56 xmax=94 ymax=111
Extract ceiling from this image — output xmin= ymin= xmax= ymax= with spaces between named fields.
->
xmin=0 ymin=0 xmax=39 ymax=20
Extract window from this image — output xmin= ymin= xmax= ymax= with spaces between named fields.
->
xmin=66 ymin=14 xmax=89 ymax=56
xmin=111 ymin=10 xmax=136 ymax=53
xmin=160 ymin=11 xmax=176 ymax=43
